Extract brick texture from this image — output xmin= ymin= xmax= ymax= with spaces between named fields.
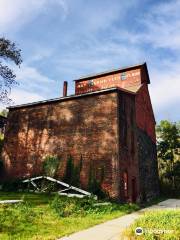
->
xmin=2 ymin=91 xmax=119 ymax=198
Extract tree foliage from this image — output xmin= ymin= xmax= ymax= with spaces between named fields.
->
xmin=156 ymin=120 xmax=180 ymax=192
xmin=0 ymin=37 xmax=22 ymax=103
xmin=0 ymin=109 xmax=8 ymax=117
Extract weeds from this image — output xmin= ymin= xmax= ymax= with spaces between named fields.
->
xmin=124 ymin=210 xmax=180 ymax=240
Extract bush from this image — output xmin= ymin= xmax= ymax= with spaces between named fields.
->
xmin=42 ymin=155 xmax=60 ymax=177
xmin=1 ymin=178 xmax=24 ymax=192
xmin=50 ymin=195 xmax=139 ymax=218
xmin=50 ymin=195 xmax=93 ymax=217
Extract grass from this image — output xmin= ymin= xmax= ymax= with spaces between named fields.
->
xmin=0 ymin=191 xmax=139 ymax=240
xmin=124 ymin=210 xmax=180 ymax=240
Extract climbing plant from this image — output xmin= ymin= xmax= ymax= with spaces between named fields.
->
xmin=63 ymin=155 xmax=82 ymax=187
xmin=88 ymin=162 xmax=106 ymax=198
xmin=63 ymin=155 xmax=107 ymax=198
xmin=42 ymin=155 xmax=60 ymax=177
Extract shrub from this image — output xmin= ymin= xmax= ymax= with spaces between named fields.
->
xmin=50 ymin=195 xmax=89 ymax=217
xmin=50 ymin=195 xmax=139 ymax=218
xmin=1 ymin=178 xmax=24 ymax=192
xmin=42 ymin=155 xmax=60 ymax=177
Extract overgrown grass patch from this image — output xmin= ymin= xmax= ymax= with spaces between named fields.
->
xmin=124 ymin=210 xmax=180 ymax=240
xmin=0 ymin=192 xmax=139 ymax=240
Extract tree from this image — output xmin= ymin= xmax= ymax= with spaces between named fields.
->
xmin=0 ymin=37 xmax=22 ymax=104
xmin=0 ymin=109 xmax=8 ymax=117
xmin=156 ymin=120 xmax=180 ymax=191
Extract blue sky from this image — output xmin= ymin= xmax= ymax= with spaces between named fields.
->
xmin=0 ymin=0 xmax=179 ymax=122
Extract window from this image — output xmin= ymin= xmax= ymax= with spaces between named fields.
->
xmin=88 ymin=80 xmax=94 ymax=86
xmin=121 ymin=72 xmax=126 ymax=80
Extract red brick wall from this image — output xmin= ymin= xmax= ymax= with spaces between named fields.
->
xmin=135 ymin=84 xmax=159 ymax=201
xmin=75 ymin=68 xmax=142 ymax=94
xmin=135 ymin=84 xmax=156 ymax=142
xmin=2 ymin=91 xmax=120 ymax=198
xmin=118 ymin=92 xmax=140 ymax=202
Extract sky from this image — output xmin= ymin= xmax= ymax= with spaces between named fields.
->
xmin=0 ymin=0 xmax=180 ymax=122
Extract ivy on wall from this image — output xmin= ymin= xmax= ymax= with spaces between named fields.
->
xmin=63 ymin=155 xmax=106 ymax=197
xmin=88 ymin=162 xmax=106 ymax=198
xmin=42 ymin=154 xmax=107 ymax=198
xmin=42 ymin=155 xmax=60 ymax=177
xmin=63 ymin=155 xmax=81 ymax=187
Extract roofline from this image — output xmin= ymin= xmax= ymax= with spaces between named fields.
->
xmin=74 ymin=62 xmax=148 ymax=82
xmin=8 ymin=87 xmax=136 ymax=110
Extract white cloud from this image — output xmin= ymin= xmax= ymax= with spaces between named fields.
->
xmin=12 ymin=63 xmax=58 ymax=97
xmin=0 ymin=0 xmax=68 ymax=33
xmin=0 ymin=62 xmax=60 ymax=108
xmin=27 ymin=48 xmax=54 ymax=63
xmin=149 ymin=68 xmax=180 ymax=110
xmin=10 ymin=88 xmax=45 ymax=106
xmin=136 ymin=0 xmax=180 ymax=50
xmin=15 ymin=64 xmax=54 ymax=84
xmin=108 ymin=1 xmax=180 ymax=50
xmin=0 ymin=88 xmax=45 ymax=111
xmin=0 ymin=62 xmax=58 ymax=109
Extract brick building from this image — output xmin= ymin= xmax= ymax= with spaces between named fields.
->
xmin=2 ymin=62 xmax=159 ymax=202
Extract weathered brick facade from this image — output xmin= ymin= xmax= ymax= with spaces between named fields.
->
xmin=1 ymin=63 xmax=159 ymax=202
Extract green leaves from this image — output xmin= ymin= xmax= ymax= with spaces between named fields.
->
xmin=63 ymin=155 xmax=81 ymax=187
xmin=156 ymin=120 xmax=180 ymax=192
xmin=0 ymin=38 xmax=22 ymax=66
xmin=50 ymin=195 xmax=138 ymax=218
xmin=42 ymin=155 xmax=60 ymax=177
xmin=0 ymin=37 xmax=22 ymax=103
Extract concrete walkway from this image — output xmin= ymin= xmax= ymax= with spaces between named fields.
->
xmin=58 ymin=199 xmax=180 ymax=240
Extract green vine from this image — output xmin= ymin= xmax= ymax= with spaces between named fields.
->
xmin=88 ymin=162 xmax=106 ymax=198
xmin=63 ymin=155 xmax=82 ymax=187
xmin=42 ymin=155 xmax=60 ymax=177
xmin=50 ymin=154 xmax=107 ymax=198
